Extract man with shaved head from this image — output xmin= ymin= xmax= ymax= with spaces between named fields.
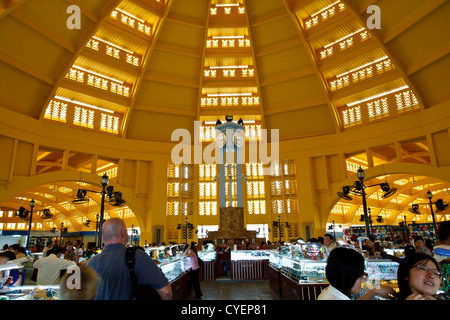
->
xmin=87 ymin=218 xmax=172 ymax=300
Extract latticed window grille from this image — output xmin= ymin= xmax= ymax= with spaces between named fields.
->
xmin=270 ymin=160 xmax=298 ymax=215
xmin=287 ymin=222 xmax=300 ymax=238
xmin=246 ymin=163 xmax=266 ymax=214
xmin=199 ymin=163 xmax=218 ymax=215
xmin=44 ymin=100 xmax=67 ymax=123
xmin=167 ymin=225 xmax=178 ymax=240
xmin=166 ymin=163 xmax=193 ymax=216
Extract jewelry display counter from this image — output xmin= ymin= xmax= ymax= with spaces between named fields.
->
xmin=198 ymin=250 xmax=216 ymax=281
xmin=268 ymin=252 xmax=400 ymax=300
xmin=230 ymin=250 xmax=275 ymax=280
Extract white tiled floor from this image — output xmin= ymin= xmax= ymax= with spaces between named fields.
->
xmin=189 ymin=279 xmax=280 ymax=300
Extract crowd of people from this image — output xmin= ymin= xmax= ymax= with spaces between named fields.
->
xmin=317 ymin=221 xmax=450 ymax=300
xmin=1 ymin=219 xmax=449 ymax=301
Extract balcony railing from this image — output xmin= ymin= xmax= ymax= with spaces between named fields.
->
xmin=340 ymin=88 xmax=419 ymax=129
xmin=86 ymin=37 xmax=141 ymax=67
xmin=65 ymin=66 xmax=131 ymax=98
xmin=317 ymin=29 xmax=372 ymax=61
xmin=328 ymin=57 xmax=395 ymax=92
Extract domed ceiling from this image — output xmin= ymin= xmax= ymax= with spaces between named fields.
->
xmin=0 ymin=0 xmax=449 ymax=231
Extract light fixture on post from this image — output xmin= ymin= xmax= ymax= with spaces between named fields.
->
xmin=25 ymin=199 xmax=35 ymax=251
xmin=97 ymin=173 xmax=109 ymax=249
xmin=72 ymin=174 xmax=126 ymax=249
xmin=177 ymin=217 xmax=194 ymax=245
xmin=327 ymin=220 xmax=342 ymax=240
xmin=427 ymin=190 xmax=437 ymax=234
xmin=17 ymin=199 xmax=55 ymax=252
xmin=408 ymin=190 xmax=448 ymax=239
xmin=337 ymin=167 xmax=397 ymax=237
xmin=272 ymin=215 xmax=289 ymax=243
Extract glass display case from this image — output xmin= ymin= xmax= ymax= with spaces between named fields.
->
xmin=270 ymin=254 xmax=398 ymax=285
xmin=278 ymin=255 xmax=327 ymax=283
xmin=365 ymin=259 xmax=399 ymax=281
xmin=230 ymin=250 xmax=275 ymax=261
xmin=198 ymin=250 xmax=216 ymax=261
xmin=159 ymin=259 xmax=184 ymax=283
xmin=0 ymin=285 xmax=59 ymax=300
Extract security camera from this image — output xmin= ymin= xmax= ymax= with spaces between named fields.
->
xmin=244 ymin=175 xmax=248 ymax=182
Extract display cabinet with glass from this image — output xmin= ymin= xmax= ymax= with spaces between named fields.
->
xmin=159 ymin=259 xmax=184 ymax=283
xmin=198 ymin=250 xmax=216 ymax=262
xmin=230 ymin=250 xmax=275 ymax=261
xmin=277 ymin=255 xmax=327 ymax=283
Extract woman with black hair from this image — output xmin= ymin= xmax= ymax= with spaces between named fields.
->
xmin=184 ymin=242 xmax=203 ymax=299
xmin=397 ymin=253 xmax=442 ymax=300
xmin=318 ymin=247 xmax=395 ymax=300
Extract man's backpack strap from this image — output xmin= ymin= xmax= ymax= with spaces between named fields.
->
xmin=125 ymin=246 xmax=140 ymax=300
xmin=125 ymin=246 xmax=161 ymax=300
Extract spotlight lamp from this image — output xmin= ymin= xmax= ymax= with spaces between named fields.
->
xmin=73 ymin=189 xmax=89 ymax=204
xmin=434 ymin=199 xmax=449 ymax=213
xmin=106 ymin=185 xmax=114 ymax=198
xmin=16 ymin=206 xmax=30 ymax=220
xmin=409 ymin=203 xmax=421 ymax=214
xmin=77 ymin=189 xmax=87 ymax=199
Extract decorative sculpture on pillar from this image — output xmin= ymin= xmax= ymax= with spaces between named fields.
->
xmin=205 ymin=116 xmax=262 ymax=245
xmin=215 ymin=115 xmax=244 ymax=208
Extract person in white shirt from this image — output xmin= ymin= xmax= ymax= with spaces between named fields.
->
xmin=318 ymin=247 xmax=394 ymax=300
xmin=33 ymin=246 xmax=76 ymax=285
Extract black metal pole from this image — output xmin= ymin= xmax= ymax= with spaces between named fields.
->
xmin=185 ymin=220 xmax=188 ymax=245
xmin=97 ymin=185 xmax=106 ymax=249
xmin=361 ymin=187 xmax=372 ymax=237
xmin=26 ymin=208 xmax=34 ymax=251
xmin=428 ymin=199 xmax=438 ymax=240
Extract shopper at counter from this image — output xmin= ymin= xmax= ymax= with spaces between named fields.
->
xmin=64 ymin=242 xmax=77 ymax=262
xmin=397 ymin=253 xmax=442 ymax=300
xmin=362 ymin=235 xmax=384 ymax=257
xmin=184 ymin=241 xmax=203 ymax=299
xmin=0 ymin=251 xmax=24 ymax=286
xmin=9 ymin=244 xmax=26 ymax=259
xmin=434 ymin=221 xmax=450 ymax=264
xmin=322 ymin=234 xmax=337 ymax=259
xmin=33 ymin=246 xmax=76 ymax=285
xmin=413 ymin=236 xmax=432 ymax=256
xmin=42 ymin=240 xmax=53 ymax=257
xmin=318 ymin=247 xmax=395 ymax=300
xmin=87 ymin=218 xmax=172 ymax=300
